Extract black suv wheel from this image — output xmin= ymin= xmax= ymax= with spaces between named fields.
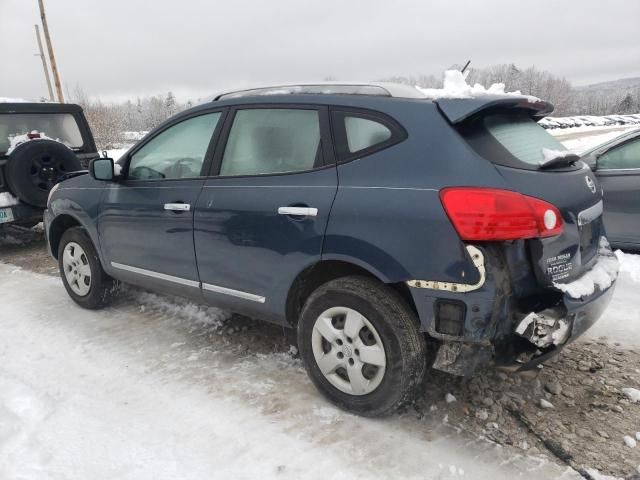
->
xmin=297 ymin=276 xmax=426 ymax=416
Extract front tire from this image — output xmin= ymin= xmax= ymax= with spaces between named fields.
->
xmin=58 ymin=227 xmax=117 ymax=309
xmin=298 ymin=276 xmax=426 ymax=417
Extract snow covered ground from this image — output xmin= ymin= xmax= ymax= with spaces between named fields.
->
xmin=0 ymin=263 xmax=585 ymax=480
xmin=585 ymin=250 xmax=640 ymax=347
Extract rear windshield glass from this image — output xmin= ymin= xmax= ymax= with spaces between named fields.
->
xmin=484 ymin=114 xmax=566 ymax=165
xmin=0 ymin=113 xmax=84 ymax=154
xmin=460 ymin=112 xmax=569 ymax=170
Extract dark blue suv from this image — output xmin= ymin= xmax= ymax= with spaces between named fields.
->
xmin=45 ymin=84 xmax=618 ymax=416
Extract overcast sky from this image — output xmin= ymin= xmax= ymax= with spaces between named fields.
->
xmin=1 ymin=0 xmax=639 ymax=103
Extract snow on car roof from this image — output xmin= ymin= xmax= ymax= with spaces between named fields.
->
xmin=415 ymin=70 xmax=540 ymax=103
xmin=214 ymin=70 xmax=540 ymax=103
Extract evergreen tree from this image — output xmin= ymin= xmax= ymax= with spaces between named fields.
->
xmin=165 ymin=91 xmax=177 ymax=117
xmin=617 ymin=93 xmax=635 ymax=114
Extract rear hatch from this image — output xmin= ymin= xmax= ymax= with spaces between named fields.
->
xmin=0 ymin=103 xmax=98 ymax=170
xmin=437 ymin=97 xmax=604 ymax=286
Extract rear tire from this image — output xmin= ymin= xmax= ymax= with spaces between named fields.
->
xmin=297 ymin=276 xmax=426 ymax=417
xmin=58 ymin=227 xmax=118 ymax=309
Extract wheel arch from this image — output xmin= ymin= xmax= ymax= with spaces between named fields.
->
xmin=48 ymin=213 xmax=83 ymax=259
xmin=285 ymin=258 xmax=418 ymax=327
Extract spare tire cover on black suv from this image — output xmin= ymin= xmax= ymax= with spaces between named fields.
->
xmin=5 ymin=139 xmax=81 ymax=208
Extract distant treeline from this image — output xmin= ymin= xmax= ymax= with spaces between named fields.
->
xmin=385 ymin=64 xmax=640 ymax=118
xmin=71 ymin=64 xmax=640 ymax=149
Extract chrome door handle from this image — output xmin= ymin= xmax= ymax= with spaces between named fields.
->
xmin=278 ymin=206 xmax=318 ymax=217
xmin=164 ymin=203 xmax=191 ymax=212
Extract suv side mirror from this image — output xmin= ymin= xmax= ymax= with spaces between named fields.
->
xmin=90 ymin=157 xmax=115 ymax=181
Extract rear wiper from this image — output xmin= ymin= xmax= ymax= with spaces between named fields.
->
xmin=538 ymin=149 xmax=580 ymax=170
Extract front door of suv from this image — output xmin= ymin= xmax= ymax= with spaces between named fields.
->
xmin=194 ymin=106 xmax=337 ymax=321
xmin=595 ymin=137 xmax=640 ymax=248
xmin=98 ymin=111 xmax=224 ymax=297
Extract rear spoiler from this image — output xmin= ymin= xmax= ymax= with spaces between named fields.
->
xmin=434 ymin=96 xmax=554 ymax=124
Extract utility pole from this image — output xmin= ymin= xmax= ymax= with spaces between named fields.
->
xmin=34 ymin=24 xmax=54 ymax=101
xmin=38 ymin=0 xmax=64 ymax=103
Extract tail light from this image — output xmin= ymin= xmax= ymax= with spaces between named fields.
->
xmin=439 ymin=187 xmax=563 ymax=241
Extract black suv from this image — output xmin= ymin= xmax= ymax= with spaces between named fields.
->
xmin=0 ymin=102 xmax=98 ymax=227
xmin=45 ymin=84 xmax=618 ymax=416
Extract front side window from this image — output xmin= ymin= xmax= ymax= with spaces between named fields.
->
xmin=220 ymin=109 xmax=321 ymax=176
xmin=0 ymin=113 xmax=83 ymax=154
xmin=128 ymin=112 xmax=221 ymax=180
xmin=344 ymin=116 xmax=392 ymax=153
xmin=598 ymin=139 xmax=640 ymax=170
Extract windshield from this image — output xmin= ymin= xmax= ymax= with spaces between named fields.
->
xmin=0 ymin=113 xmax=84 ymax=154
xmin=483 ymin=113 xmax=566 ymax=165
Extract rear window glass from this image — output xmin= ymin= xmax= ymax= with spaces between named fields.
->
xmin=0 ymin=113 xmax=84 ymax=154
xmin=460 ymin=112 xmax=570 ymax=170
xmin=483 ymin=114 xmax=566 ymax=165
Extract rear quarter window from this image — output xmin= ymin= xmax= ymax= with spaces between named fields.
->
xmin=331 ymin=109 xmax=407 ymax=163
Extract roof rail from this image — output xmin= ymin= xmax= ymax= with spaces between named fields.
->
xmin=214 ymin=82 xmax=426 ymax=101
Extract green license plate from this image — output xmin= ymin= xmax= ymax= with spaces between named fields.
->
xmin=0 ymin=207 xmax=15 ymax=224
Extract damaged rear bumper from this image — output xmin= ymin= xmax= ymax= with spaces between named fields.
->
xmin=408 ymin=240 xmax=619 ymax=376
xmin=502 ymin=276 xmax=617 ymax=371
xmin=503 ymin=239 xmax=619 ymax=371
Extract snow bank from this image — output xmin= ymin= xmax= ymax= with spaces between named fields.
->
xmin=554 ymin=238 xmax=620 ymax=298
xmin=0 ymin=192 xmax=20 ymax=208
xmin=584 ymin=250 xmax=640 ymax=347
xmin=415 ymin=70 xmax=539 ymax=102
xmin=615 ymin=250 xmax=640 ymax=282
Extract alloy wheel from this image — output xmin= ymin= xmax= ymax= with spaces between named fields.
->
xmin=311 ymin=306 xmax=387 ymax=395
xmin=62 ymin=241 xmax=92 ymax=296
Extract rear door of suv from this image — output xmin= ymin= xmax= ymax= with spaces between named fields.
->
xmin=194 ymin=104 xmax=337 ymax=322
